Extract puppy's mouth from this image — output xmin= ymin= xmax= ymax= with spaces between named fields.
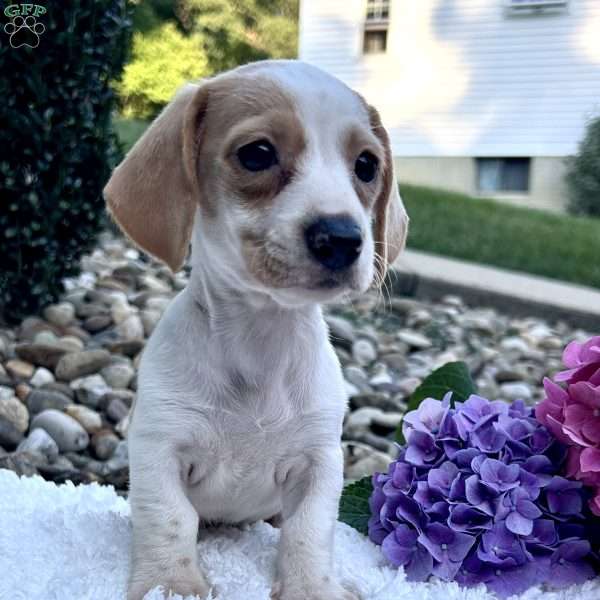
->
xmin=241 ymin=232 xmax=362 ymax=297
xmin=315 ymin=277 xmax=340 ymax=289
xmin=309 ymin=275 xmax=353 ymax=291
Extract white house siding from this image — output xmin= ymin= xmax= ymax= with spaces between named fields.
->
xmin=299 ymin=0 xmax=600 ymax=211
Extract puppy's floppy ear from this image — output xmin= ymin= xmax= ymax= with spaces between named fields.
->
xmin=104 ymin=83 xmax=209 ymax=272
xmin=368 ymin=104 xmax=409 ymax=282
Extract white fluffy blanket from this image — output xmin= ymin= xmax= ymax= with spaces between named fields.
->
xmin=1 ymin=470 xmax=599 ymax=600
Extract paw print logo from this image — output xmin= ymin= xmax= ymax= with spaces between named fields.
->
xmin=4 ymin=15 xmax=45 ymax=48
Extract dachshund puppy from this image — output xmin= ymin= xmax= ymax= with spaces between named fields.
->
xmin=104 ymin=59 xmax=408 ymax=600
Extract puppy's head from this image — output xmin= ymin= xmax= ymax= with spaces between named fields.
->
xmin=104 ymin=60 xmax=408 ymax=307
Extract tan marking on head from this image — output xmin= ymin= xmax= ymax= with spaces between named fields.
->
xmin=195 ymin=74 xmax=306 ymax=213
xmin=355 ymin=93 xmax=409 ymax=282
xmin=104 ymin=71 xmax=305 ymax=271
xmin=342 ymin=125 xmax=385 ymax=209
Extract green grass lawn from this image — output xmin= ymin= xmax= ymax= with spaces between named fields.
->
xmin=113 ymin=117 xmax=149 ymax=153
xmin=401 ymin=184 xmax=600 ymax=289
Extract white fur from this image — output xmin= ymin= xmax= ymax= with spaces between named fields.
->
xmin=124 ymin=60 xmax=406 ymax=600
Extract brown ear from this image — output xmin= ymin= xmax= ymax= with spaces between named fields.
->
xmin=104 ymin=83 xmax=209 ymax=272
xmin=368 ymin=105 xmax=409 ymax=281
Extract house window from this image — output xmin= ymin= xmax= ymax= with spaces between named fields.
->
xmin=505 ymin=0 xmax=568 ymax=14
xmin=364 ymin=0 xmax=390 ymax=54
xmin=476 ymin=158 xmax=531 ymax=193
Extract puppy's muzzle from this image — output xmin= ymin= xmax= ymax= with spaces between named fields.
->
xmin=304 ymin=215 xmax=362 ymax=271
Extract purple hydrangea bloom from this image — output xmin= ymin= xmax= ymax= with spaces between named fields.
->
xmin=368 ymin=394 xmax=598 ymax=598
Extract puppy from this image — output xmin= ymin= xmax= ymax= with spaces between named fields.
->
xmin=104 ymin=60 xmax=408 ymax=600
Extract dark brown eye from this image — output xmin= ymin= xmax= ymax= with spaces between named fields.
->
xmin=237 ymin=140 xmax=278 ymax=172
xmin=354 ymin=151 xmax=378 ymax=183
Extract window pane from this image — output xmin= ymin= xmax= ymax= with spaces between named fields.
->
xmin=366 ymin=0 xmax=390 ymax=21
xmin=477 ymin=158 xmax=530 ymax=193
xmin=477 ymin=159 xmax=502 ymax=192
xmin=364 ymin=30 xmax=387 ymax=54
xmin=502 ymin=158 xmax=530 ymax=192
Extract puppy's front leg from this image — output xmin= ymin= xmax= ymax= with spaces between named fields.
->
xmin=274 ymin=446 xmax=359 ymax=600
xmin=127 ymin=447 xmax=210 ymax=600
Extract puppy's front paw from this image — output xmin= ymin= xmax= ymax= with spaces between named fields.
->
xmin=270 ymin=578 xmax=360 ymax=600
xmin=128 ymin=567 xmax=211 ymax=600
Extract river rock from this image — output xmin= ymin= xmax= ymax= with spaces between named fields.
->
xmin=15 ymin=342 xmax=67 ymax=369
xmin=140 ymin=309 xmax=161 ymax=337
xmin=0 ymin=386 xmax=14 ymax=401
xmin=115 ymin=314 xmax=145 ymax=341
xmin=43 ymin=302 xmax=75 ymax=328
xmin=56 ymin=335 xmax=85 ymax=352
xmin=500 ymin=381 xmax=533 ymax=401
xmin=84 ymin=315 xmax=112 ymax=333
xmin=30 ymin=409 xmax=89 ymax=452
xmin=5 ymin=359 xmax=34 ymax=380
xmin=397 ymin=330 xmax=432 ymax=350
xmin=17 ymin=428 xmax=59 ymax=463
xmin=0 ymin=416 xmax=24 ymax=449
xmin=25 ymin=389 xmax=71 ymax=416
xmin=325 ymin=315 xmax=356 ymax=348
xmin=106 ymin=397 xmax=129 ymax=423
xmin=55 ymin=349 xmax=111 ymax=381
xmin=345 ymin=449 xmax=391 ymax=480
xmin=91 ymin=429 xmax=120 ymax=460
xmin=352 ymin=339 xmax=377 ymax=366
xmin=65 ymin=404 xmax=103 ymax=434
xmin=30 ymin=367 xmax=55 ymax=388
xmin=71 ymin=374 xmax=111 ymax=408
xmin=100 ymin=363 xmax=135 ymax=389
xmin=0 ymin=396 xmax=29 ymax=433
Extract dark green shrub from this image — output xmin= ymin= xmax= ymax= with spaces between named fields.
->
xmin=566 ymin=116 xmax=600 ymax=217
xmin=0 ymin=1 xmax=132 ymax=322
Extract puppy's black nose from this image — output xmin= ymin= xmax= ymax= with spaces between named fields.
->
xmin=304 ymin=216 xmax=363 ymax=271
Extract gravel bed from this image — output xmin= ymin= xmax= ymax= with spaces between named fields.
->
xmin=0 ymin=233 xmax=592 ymax=491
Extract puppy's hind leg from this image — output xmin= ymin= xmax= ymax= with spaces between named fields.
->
xmin=127 ymin=445 xmax=210 ymax=600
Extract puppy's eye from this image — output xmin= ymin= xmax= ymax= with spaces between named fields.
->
xmin=354 ymin=151 xmax=378 ymax=183
xmin=237 ymin=140 xmax=278 ymax=172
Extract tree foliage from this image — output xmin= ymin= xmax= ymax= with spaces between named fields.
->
xmin=180 ymin=0 xmax=299 ymax=71
xmin=118 ymin=0 xmax=299 ymax=118
xmin=566 ymin=116 xmax=600 ymax=218
xmin=0 ymin=1 xmax=131 ymax=321
xmin=115 ymin=22 xmax=208 ymax=118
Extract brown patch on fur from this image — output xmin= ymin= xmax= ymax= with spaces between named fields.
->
xmin=104 ymin=70 xmax=305 ymax=271
xmin=368 ymin=104 xmax=395 ymax=278
xmin=104 ymin=84 xmax=208 ymax=272
xmin=342 ymin=125 xmax=385 ymax=210
xmin=240 ymin=229 xmax=292 ymax=288
xmin=195 ymin=74 xmax=306 ymax=212
xmin=354 ymin=92 xmax=408 ymax=281
xmin=178 ymin=557 xmax=192 ymax=568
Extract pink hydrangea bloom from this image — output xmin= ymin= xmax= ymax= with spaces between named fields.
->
xmin=536 ymin=336 xmax=600 ymax=516
xmin=535 ymin=379 xmax=571 ymax=445
xmin=555 ymin=336 xmax=600 ymax=385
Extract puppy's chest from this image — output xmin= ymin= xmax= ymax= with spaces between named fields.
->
xmin=186 ymin=415 xmax=309 ymax=523
xmin=184 ymin=380 xmax=337 ymax=523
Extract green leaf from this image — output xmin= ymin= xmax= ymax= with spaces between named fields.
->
xmin=395 ymin=361 xmax=477 ymax=443
xmin=338 ymin=476 xmax=373 ymax=535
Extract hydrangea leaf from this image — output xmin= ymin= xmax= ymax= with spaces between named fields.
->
xmin=395 ymin=361 xmax=476 ymax=443
xmin=338 ymin=476 xmax=373 ymax=535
